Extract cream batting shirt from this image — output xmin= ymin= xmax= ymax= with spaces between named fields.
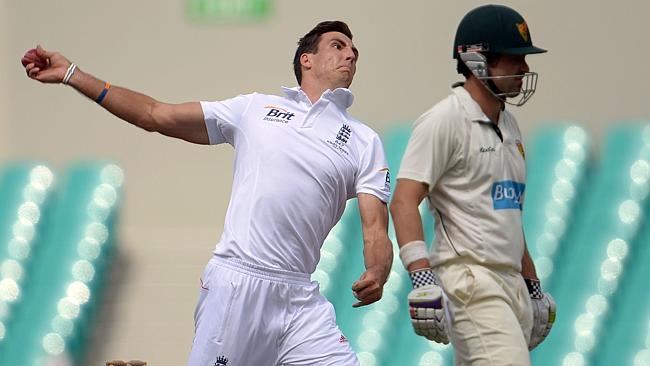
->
xmin=201 ymin=87 xmax=390 ymax=274
xmin=398 ymin=84 xmax=527 ymax=271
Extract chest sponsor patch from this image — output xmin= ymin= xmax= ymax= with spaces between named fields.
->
xmin=491 ymin=180 xmax=525 ymax=210
xmin=263 ymin=105 xmax=295 ymax=123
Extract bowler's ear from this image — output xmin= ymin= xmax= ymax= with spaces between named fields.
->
xmin=300 ymin=53 xmax=312 ymax=70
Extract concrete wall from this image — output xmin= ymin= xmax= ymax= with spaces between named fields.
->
xmin=4 ymin=0 xmax=650 ymax=364
xmin=1 ymin=1 xmax=8 ymax=159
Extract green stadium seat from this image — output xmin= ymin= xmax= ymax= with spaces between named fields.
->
xmin=532 ymin=122 xmax=650 ymax=365
xmin=2 ymin=162 xmax=123 ymax=366
xmin=0 ymin=163 xmax=55 ymax=356
xmin=522 ymin=123 xmax=590 ymax=284
xmin=588 ymin=123 xmax=650 ymax=365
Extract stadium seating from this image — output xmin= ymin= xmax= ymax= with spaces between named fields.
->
xmin=532 ymin=123 xmax=650 ymax=365
xmin=0 ymin=162 xmax=123 ymax=366
xmin=522 ymin=124 xmax=590 ymax=285
xmin=2 ymin=121 xmax=649 ymax=366
xmin=0 ymin=163 xmax=55 ymax=357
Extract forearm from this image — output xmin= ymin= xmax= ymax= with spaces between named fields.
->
xmin=362 ymin=231 xmax=393 ymax=284
xmin=67 ymin=68 xmax=161 ymax=132
xmin=390 ymin=198 xmax=430 ymax=271
xmin=521 ymin=241 xmax=538 ymax=280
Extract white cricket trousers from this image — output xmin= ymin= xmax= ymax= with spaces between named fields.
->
xmin=187 ymin=256 xmax=359 ymax=366
xmin=435 ymin=259 xmax=533 ymax=366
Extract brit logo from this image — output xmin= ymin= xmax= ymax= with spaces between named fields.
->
xmin=214 ymin=355 xmax=228 ymax=365
xmin=491 ymin=180 xmax=525 ymax=210
xmin=263 ymin=105 xmax=295 ymax=123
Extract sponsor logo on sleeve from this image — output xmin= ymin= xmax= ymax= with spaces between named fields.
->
xmin=491 ymin=180 xmax=525 ymax=210
xmin=380 ymin=168 xmax=391 ymax=190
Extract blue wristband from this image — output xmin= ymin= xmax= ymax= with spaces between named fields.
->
xmin=96 ymin=82 xmax=111 ymax=104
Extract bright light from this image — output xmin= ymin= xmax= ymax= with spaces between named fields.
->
xmin=18 ymin=201 xmax=41 ymax=224
xmin=42 ymin=333 xmax=65 ymax=355
xmin=619 ymin=200 xmax=641 ymax=224
xmin=85 ymin=222 xmax=109 ymax=245
xmin=419 ymin=351 xmax=444 ymax=366
xmin=66 ymin=281 xmax=91 ymax=305
xmin=357 ymin=351 xmax=376 ymax=366
xmin=586 ymin=295 xmax=608 ymax=316
xmin=77 ymin=237 xmax=101 ymax=260
xmin=357 ymin=329 xmax=382 ymax=351
xmin=552 ymin=180 xmax=575 ymax=203
xmin=101 ymin=164 xmax=124 ymax=187
xmin=563 ymin=352 xmax=585 ymax=366
xmin=0 ymin=279 xmax=20 ymax=302
xmin=1 ymin=260 xmax=23 ymax=281
xmin=71 ymin=260 xmax=95 ymax=283
xmin=13 ymin=219 xmax=35 ymax=242
xmin=362 ymin=311 xmax=387 ymax=330
xmin=601 ymin=258 xmax=622 ymax=281
xmin=93 ymin=184 xmax=118 ymax=208
xmin=51 ymin=316 xmax=74 ymax=337
xmin=606 ymin=239 xmax=629 ymax=260
xmin=8 ymin=237 xmax=30 ymax=260
xmin=57 ymin=298 xmax=80 ymax=319
xmin=574 ymin=313 xmax=596 ymax=334
xmin=30 ymin=165 xmax=54 ymax=190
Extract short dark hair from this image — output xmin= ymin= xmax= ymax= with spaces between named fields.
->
xmin=293 ymin=21 xmax=353 ymax=85
xmin=456 ymin=52 xmax=499 ymax=78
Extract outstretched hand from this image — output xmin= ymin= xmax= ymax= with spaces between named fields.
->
xmin=21 ymin=45 xmax=71 ymax=83
xmin=351 ymin=270 xmax=384 ymax=308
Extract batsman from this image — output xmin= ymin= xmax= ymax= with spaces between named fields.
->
xmin=390 ymin=5 xmax=556 ymax=365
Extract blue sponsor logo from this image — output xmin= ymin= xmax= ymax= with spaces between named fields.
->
xmin=491 ymin=180 xmax=525 ymax=210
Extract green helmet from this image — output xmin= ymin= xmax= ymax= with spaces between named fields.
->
xmin=453 ymin=4 xmax=546 ymax=106
xmin=453 ymin=4 xmax=546 ymax=59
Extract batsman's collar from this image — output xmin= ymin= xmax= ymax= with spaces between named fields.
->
xmin=451 ymin=82 xmax=491 ymax=123
xmin=282 ymin=86 xmax=354 ymax=109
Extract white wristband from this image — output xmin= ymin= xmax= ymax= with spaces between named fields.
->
xmin=399 ymin=240 xmax=429 ymax=270
xmin=62 ymin=63 xmax=77 ymax=85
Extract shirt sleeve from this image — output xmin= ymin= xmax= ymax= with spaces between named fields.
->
xmin=356 ymin=133 xmax=391 ymax=203
xmin=397 ymin=107 xmax=461 ymax=190
xmin=200 ymin=94 xmax=252 ymax=145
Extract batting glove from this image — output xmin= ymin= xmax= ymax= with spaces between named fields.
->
xmin=407 ymin=268 xmax=450 ymax=344
xmin=526 ymin=278 xmax=556 ymax=350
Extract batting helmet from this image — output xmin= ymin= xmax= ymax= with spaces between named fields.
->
xmin=453 ymin=4 xmax=546 ymax=59
xmin=453 ymin=5 xmax=546 ymax=106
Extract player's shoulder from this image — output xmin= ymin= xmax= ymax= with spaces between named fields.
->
xmin=413 ymin=93 xmax=464 ymax=132
xmin=344 ymin=116 xmax=382 ymax=145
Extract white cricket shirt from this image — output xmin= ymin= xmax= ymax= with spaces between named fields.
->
xmin=201 ymin=87 xmax=390 ymax=274
xmin=398 ymin=84 xmax=527 ymax=271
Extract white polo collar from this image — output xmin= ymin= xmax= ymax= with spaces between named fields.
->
xmin=282 ymin=86 xmax=354 ymax=109
xmin=451 ymin=82 xmax=491 ymax=123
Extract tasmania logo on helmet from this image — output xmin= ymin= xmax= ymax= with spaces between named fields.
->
xmin=491 ymin=180 xmax=525 ymax=210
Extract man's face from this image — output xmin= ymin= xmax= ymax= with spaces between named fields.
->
xmin=305 ymin=31 xmax=359 ymax=89
xmin=489 ymin=54 xmax=530 ymax=97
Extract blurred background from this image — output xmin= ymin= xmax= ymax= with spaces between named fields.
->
xmin=1 ymin=0 xmax=650 ymax=365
